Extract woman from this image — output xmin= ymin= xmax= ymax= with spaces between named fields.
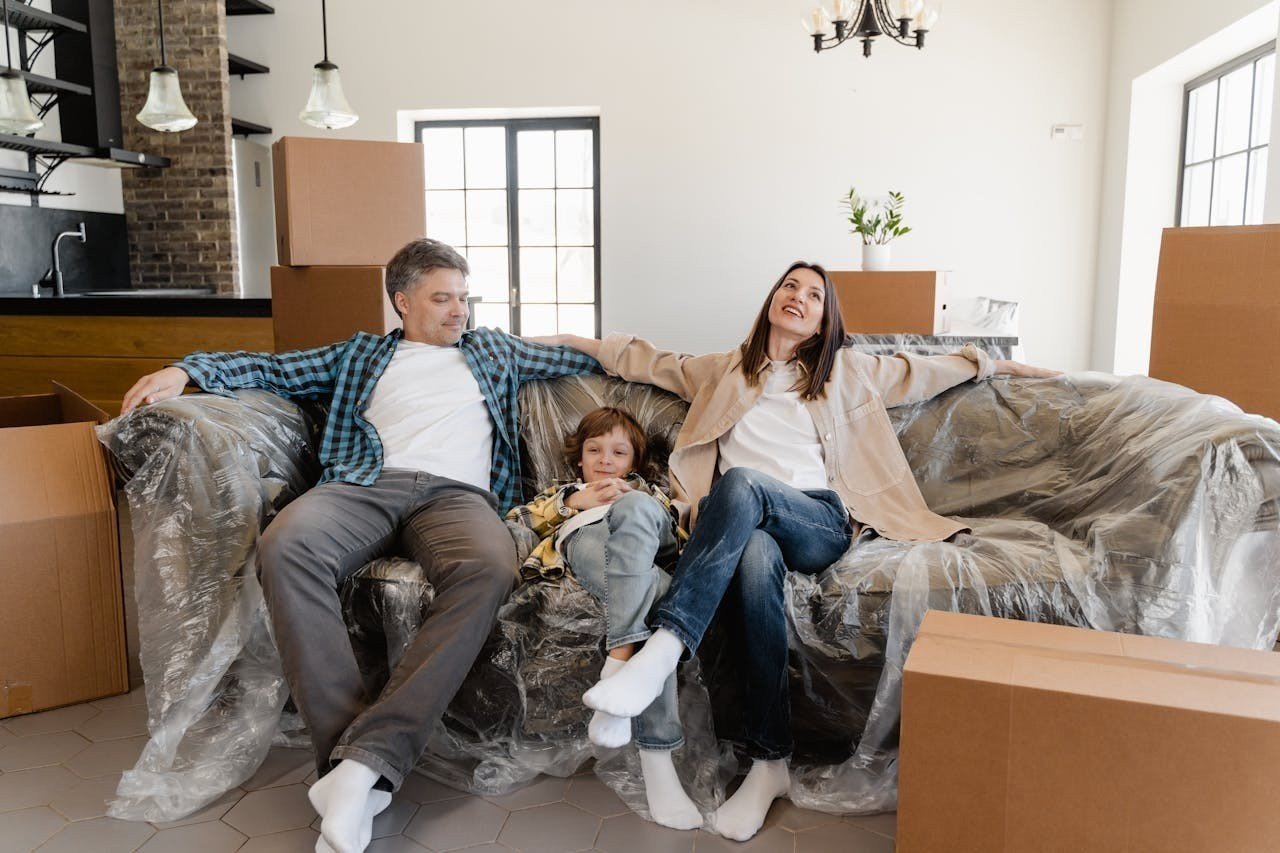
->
xmin=532 ymin=261 xmax=1056 ymax=840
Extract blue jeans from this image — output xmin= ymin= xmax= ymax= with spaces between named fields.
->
xmin=564 ymin=490 xmax=683 ymax=750
xmin=654 ymin=467 xmax=852 ymax=760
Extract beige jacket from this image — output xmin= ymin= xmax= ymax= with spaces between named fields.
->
xmin=596 ymin=334 xmax=996 ymax=542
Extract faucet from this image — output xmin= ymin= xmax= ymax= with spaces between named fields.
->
xmin=32 ymin=222 xmax=87 ymax=298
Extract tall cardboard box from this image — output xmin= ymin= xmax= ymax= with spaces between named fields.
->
xmin=829 ymin=270 xmax=949 ymax=334
xmin=272 ymin=136 xmax=426 ymax=266
xmin=0 ymin=384 xmax=128 ymax=717
xmin=1149 ymin=224 xmax=1280 ymax=421
xmin=899 ymin=610 xmax=1280 ymax=852
xmin=271 ymin=265 xmax=402 ymax=352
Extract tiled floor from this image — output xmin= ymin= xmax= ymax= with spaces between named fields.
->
xmin=0 ymin=689 xmax=897 ymax=852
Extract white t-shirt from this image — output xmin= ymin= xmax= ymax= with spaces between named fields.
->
xmin=363 ymin=340 xmax=494 ymax=491
xmin=717 ymin=360 xmax=828 ymax=491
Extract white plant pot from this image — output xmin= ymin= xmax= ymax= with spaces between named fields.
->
xmin=862 ymin=243 xmax=892 ymax=271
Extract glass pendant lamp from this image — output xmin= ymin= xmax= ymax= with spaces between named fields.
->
xmin=299 ymin=0 xmax=358 ymax=130
xmin=136 ymin=0 xmax=197 ymax=132
xmin=0 ymin=0 xmax=43 ymax=134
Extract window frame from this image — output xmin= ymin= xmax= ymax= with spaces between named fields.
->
xmin=413 ymin=116 xmax=602 ymax=337
xmin=1175 ymin=41 xmax=1276 ymax=227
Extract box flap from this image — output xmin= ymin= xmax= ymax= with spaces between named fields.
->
xmin=0 ymin=393 xmax=59 ymax=429
xmin=52 ymin=382 xmax=110 ymax=426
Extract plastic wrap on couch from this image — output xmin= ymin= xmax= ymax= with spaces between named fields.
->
xmin=102 ymin=368 xmax=1280 ymax=821
xmin=97 ymin=390 xmax=318 ymax=822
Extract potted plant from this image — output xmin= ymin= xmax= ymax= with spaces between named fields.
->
xmin=841 ymin=188 xmax=911 ymax=271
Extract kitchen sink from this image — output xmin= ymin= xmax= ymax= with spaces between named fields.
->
xmin=65 ymin=288 xmax=217 ymax=297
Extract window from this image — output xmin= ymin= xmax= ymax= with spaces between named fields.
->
xmin=415 ymin=117 xmax=601 ymax=337
xmin=1177 ymin=43 xmax=1275 ymax=226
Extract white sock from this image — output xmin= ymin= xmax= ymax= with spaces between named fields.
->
xmin=308 ymin=758 xmax=388 ymax=853
xmin=639 ymin=749 xmax=702 ymax=831
xmin=710 ymin=759 xmax=790 ymax=842
xmin=582 ymin=629 xmax=684 ymax=718
xmin=588 ymin=656 xmax=632 ymax=748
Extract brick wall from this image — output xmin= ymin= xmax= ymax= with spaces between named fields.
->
xmin=113 ymin=0 xmax=238 ymax=294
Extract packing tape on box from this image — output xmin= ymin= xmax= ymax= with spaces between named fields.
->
xmin=919 ymin=633 xmax=1280 ymax=688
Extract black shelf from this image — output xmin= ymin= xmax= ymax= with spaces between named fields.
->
xmin=81 ymin=148 xmax=172 ymax=169
xmin=228 ymin=53 xmax=269 ymax=77
xmin=231 ymin=118 xmax=271 ymax=136
xmin=0 ymin=133 xmax=94 ymax=157
xmin=2 ymin=3 xmax=86 ymax=33
xmin=225 ymin=0 xmax=275 ymax=15
xmin=18 ymin=70 xmax=91 ymax=98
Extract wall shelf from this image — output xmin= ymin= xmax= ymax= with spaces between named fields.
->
xmin=17 ymin=70 xmax=91 ymax=98
xmin=225 ymin=0 xmax=275 ymax=15
xmin=227 ymin=53 xmax=269 ymax=77
xmin=231 ymin=118 xmax=272 ymax=137
xmin=1 ymin=3 xmax=86 ymax=35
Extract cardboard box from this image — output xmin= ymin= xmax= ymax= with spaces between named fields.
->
xmin=271 ymin=265 xmax=402 ymax=352
xmin=828 ymin=270 xmax=949 ymax=334
xmin=0 ymin=383 xmax=128 ymax=717
xmin=1149 ymin=225 xmax=1280 ymax=421
xmin=898 ymin=610 xmax=1280 ymax=852
xmin=272 ymin=136 xmax=426 ymax=266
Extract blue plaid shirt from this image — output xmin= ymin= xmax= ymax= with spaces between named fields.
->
xmin=179 ymin=327 xmax=601 ymax=513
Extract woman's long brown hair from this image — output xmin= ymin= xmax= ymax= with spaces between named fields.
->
xmin=739 ymin=261 xmax=846 ymax=400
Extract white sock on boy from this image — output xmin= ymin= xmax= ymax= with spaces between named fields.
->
xmin=582 ymin=628 xmax=684 ymax=718
xmin=588 ymin=656 xmax=632 ymax=748
xmin=639 ymin=748 xmax=703 ymax=830
xmin=709 ymin=758 xmax=790 ymax=842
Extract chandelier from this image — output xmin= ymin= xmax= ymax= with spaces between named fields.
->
xmin=803 ymin=0 xmax=941 ymax=58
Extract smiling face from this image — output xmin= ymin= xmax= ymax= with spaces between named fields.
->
xmin=766 ymin=266 xmax=826 ymax=344
xmin=395 ymin=266 xmax=469 ymax=346
xmin=579 ymin=425 xmax=637 ymax=483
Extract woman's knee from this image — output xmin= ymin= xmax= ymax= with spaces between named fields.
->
xmin=710 ymin=466 xmax=774 ymax=506
xmin=737 ymin=530 xmax=785 ymax=591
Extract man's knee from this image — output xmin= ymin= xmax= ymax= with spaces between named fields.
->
xmin=453 ymin=539 xmax=518 ymax=599
xmin=256 ymin=522 xmax=306 ymax=588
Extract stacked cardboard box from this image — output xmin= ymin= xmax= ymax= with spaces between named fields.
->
xmin=899 ymin=610 xmax=1280 ymax=852
xmin=828 ymin=270 xmax=950 ymax=335
xmin=0 ymin=384 xmax=128 ymax=716
xmin=270 ymin=136 xmax=426 ymax=351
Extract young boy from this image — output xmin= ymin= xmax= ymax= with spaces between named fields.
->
xmin=507 ymin=407 xmax=701 ymax=830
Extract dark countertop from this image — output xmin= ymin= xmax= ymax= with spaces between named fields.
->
xmin=0 ymin=292 xmax=272 ymax=318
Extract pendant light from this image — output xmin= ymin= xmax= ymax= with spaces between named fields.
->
xmin=136 ymin=0 xmax=197 ymax=133
xmin=0 ymin=0 xmax=43 ymax=135
xmin=299 ymin=0 xmax=358 ymax=130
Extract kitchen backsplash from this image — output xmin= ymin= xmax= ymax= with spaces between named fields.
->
xmin=0 ymin=206 xmax=130 ymax=296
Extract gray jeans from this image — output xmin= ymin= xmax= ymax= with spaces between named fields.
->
xmin=563 ymin=491 xmax=683 ymax=750
xmin=256 ymin=469 xmax=517 ymax=789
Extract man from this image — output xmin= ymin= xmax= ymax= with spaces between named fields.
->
xmin=121 ymin=238 xmax=600 ymax=853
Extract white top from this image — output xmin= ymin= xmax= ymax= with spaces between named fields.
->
xmin=363 ymin=340 xmax=494 ymax=491
xmin=717 ymin=360 xmax=828 ymax=492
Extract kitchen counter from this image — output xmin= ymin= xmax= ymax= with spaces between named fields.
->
xmin=0 ymin=292 xmax=272 ymax=318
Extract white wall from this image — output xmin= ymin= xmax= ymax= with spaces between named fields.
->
xmin=1092 ymin=0 xmax=1278 ymax=374
xmin=227 ymin=0 xmax=1110 ymax=369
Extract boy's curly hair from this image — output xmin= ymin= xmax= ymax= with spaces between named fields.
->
xmin=562 ymin=407 xmax=652 ymax=481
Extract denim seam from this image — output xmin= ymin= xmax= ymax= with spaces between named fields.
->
xmin=653 ymin=611 xmax=701 ymax=656
xmin=330 ymin=745 xmax=405 ymax=790
xmin=636 ymin=734 xmax=685 ymax=751
xmin=606 ymin=629 xmax=652 ymax=650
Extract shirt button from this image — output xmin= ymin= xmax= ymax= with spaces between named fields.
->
xmin=824 ymin=433 xmax=832 ymax=440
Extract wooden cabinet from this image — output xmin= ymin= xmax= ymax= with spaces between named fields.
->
xmin=0 ymin=314 xmax=273 ymax=414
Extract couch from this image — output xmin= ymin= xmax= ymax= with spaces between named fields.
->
xmin=98 ymin=365 xmax=1280 ymax=822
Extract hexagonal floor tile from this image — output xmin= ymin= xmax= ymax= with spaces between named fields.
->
xmin=36 ymin=815 xmax=156 ymax=853
xmin=0 ymin=731 xmax=91 ymax=772
xmin=694 ymin=826 xmax=794 ymax=853
xmin=596 ymin=812 xmax=696 ymax=853
xmin=237 ymin=826 xmax=321 ymax=852
xmin=365 ymin=835 xmax=431 ymax=852
xmin=404 ymin=794 xmax=509 ymax=851
xmin=48 ymin=773 xmax=123 ymax=821
xmin=0 ymin=806 xmax=67 ymax=850
xmin=484 ymin=774 xmax=571 ymax=810
xmin=137 ymin=819 xmax=247 ymax=852
xmin=795 ymin=822 xmax=894 ymax=853
xmin=0 ymin=765 xmax=81 ymax=812
xmin=222 ymin=784 xmax=316 ymax=837
xmin=371 ymin=795 xmax=419 ymax=839
xmin=90 ymin=688 xmax=148 ymax=712
xmin=565 ymin=776 xmax=630 ymax=818
xmin=64 ymin=735 xmax=148 ymax=779
xmin=767 ymin=800 xmax=842 ymax=832
xmin=1 ymin=704 xmax=98 ymax=737
xmin=242 ymin=747 xmax=313 ymax=791
xmin=497 ymin=801 xmax=600 ymax=853
xmin=398 ymin=771 xmax=468 ymax=805
xmin=845 ymin=811 xmax=896 ymax=838
xmin=74 ymin=704 xmax=149 ymax=742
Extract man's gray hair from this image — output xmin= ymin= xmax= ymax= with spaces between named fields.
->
xmin=385 ymin=239 xmax=470 ymax=315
